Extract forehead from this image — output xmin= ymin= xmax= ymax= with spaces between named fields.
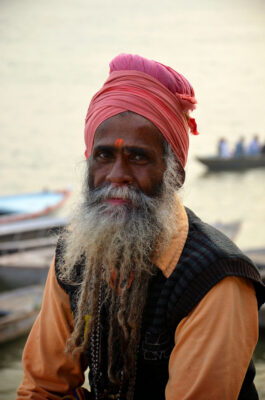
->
xmin=93 ymin=112 xmax=165 ymax=150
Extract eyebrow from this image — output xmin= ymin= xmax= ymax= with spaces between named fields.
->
xmin=93 ymin=145 xmax=150 ymax=156
xmin=124 ymin=147 xmax=149 ymax=157
xmin=93 ymin=145 xmax=115 ymax=153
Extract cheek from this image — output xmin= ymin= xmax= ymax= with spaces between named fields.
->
xmin=149 ymin=176 xmax=164 ymax=196
xmin=88 ymin=162 xmax=107 ymax=189
xmin=91 ymin=170 xmax=106 ymax=188
xmin=137 ymin=167 xmax=165 ymax=196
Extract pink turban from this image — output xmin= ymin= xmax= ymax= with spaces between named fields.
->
xmin=84 ymin=53 xmax=198 ymax=168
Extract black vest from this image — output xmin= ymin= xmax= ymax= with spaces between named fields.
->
xmin=55 ymin=208 xmax=265 ymax=400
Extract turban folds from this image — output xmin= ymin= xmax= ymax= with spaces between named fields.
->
xmin=84 ymin=54 xmax=198 ymax=168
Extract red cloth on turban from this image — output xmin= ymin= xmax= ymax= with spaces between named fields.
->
xmin=84 ymin=54 xmax=198 ymax=168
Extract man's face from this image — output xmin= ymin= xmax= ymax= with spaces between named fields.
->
xmin=89 ymin=112 xmax=166 ymax=201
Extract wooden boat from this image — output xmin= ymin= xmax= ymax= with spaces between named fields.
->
xmin=0 ymin=247 xmax=53 ymax=288
xmin=0 ymin=285 xmax=44 ymax=344
xmin=0 ymin=216 xmax=68 ymax=254
xmin=0 ymin=189 xmax=71 ymax=224
xmin=0 ymin=217 xmax=68 ymax=286
xmin=196 ymin=155 xmax=265 ymax=172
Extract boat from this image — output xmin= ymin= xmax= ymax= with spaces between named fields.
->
xmin=0 ymin=247 xmax=53 ymax=288
xmin=213 ymin=220 xmax=241 ymax=241
xmin=0 ymin=189 xmax=71 ymax=224
xmin=0 ymin=217 xmax=68 ymax=287
xmin=0 ymin=216 xmax=68 ymax=254
xmin=196 ymin=155 xmax=265 ymax=172
xmin=0 ymin=285 xmax=44 ymax=344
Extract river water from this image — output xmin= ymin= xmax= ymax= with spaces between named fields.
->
xmin=0 ymin=0 xmax=265 ymax=398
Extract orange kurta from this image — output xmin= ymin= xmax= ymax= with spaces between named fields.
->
xmin=17 ymin=200 xmax=258 ymax=399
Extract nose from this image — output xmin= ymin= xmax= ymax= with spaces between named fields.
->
xmin=106 ymin=157 xmax=133 ymax=186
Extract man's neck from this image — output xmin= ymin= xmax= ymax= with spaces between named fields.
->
xmin=154 ymin=195 xmax=188 ymax=278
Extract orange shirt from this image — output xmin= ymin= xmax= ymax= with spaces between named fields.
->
xmin=17 ymin=200 xmax=259 ymax=399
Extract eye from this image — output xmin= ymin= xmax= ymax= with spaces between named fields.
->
xmin=132 ymin=154 xmax=145 ymax=161
xmin=129 ymin=152 xmax=149 ymax=163
xmin=99 ymin=152 xmax=110 ymax=159
xmin=94 ymin=149 xmax=114 ymax=161
xmin=124 ymin=147 xmax=149 ymax=164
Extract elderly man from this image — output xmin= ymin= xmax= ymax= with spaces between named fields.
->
xmin=17 ymin=54 xmax=265 ymax=400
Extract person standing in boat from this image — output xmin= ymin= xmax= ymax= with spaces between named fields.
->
xmin=247 ymin=135 xmax=261 ymax=156
xmin=217 ymin=137 xmax=231 ymax=158
xmin=17 ymin=54 xmax=265 ymax=400
xmin=234 ymin=137 xmax=245 ymax=157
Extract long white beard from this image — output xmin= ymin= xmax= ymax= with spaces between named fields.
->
xmin=58 ymin=145 xmax=182 ymax=376
xmin=59 ymin=147 xmax=180 ymax=285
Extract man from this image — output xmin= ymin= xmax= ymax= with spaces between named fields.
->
xmin=17 ymin=54 xmax=265 ymax=400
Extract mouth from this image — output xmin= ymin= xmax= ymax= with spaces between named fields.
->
xmin=104 ymin=197 xmax=131 ymax=206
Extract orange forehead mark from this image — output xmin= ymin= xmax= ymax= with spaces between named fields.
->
xmin=114 ymin=138 xmax=124 ymax=148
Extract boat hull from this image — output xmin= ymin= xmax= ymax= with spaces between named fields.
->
xmin=197 ymin=155 xmax=265 ymax=171
xmin=0 ymin=189 xmax=71 ymax=224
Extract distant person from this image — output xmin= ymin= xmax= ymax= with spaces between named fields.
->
xmin=234 ymin=137 xmax=245 ymax=157
xmin=218 ymin=137 xmax=230 ymax=158
xmin=17 ymin=53 xmax=265 ymax=399
xmin=247 ymin=135 xmax=260 ymax=156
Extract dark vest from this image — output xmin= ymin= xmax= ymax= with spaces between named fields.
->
xmin=55 ymin=208 xmax=265 ymax=400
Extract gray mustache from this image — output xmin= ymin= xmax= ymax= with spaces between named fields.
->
xmin=89 ymin=185 xmax=145 ymax=205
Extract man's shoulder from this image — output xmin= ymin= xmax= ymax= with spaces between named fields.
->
xmin=180 ymin=207 xmax=265 ymax=307
xmin=184 ymin=207 xmax=250 ymax=261
xmin=164 ymin=208 xmax=265 ymax=325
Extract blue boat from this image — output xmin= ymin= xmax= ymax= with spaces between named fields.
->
xmin=0 ymin=189 xmax=71 ymax=224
